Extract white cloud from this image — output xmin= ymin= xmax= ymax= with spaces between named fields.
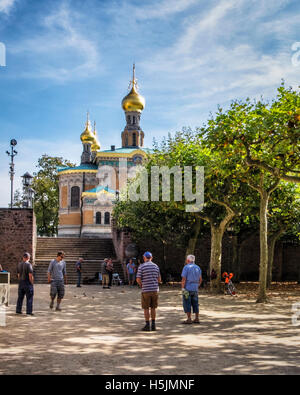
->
xmin=0 ymin=0 xmax=16 ymax=14
xmin=134 ymin=0 xmax=199 ymax=20
xmin=10 ymin=2 xmax=101 ymax=81
xmin=138 ymin=0 xmax=300 ymax=122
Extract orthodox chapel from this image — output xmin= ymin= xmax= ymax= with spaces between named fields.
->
xmin=58 ymin=66 xmax=152 ymax=237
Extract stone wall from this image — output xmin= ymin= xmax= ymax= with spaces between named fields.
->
xmin=0 ymin=209 xmax=36 ymax=282
xmin=113 ymin=226 xmax=300 ymax=282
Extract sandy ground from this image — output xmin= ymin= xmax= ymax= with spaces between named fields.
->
xmin=0 ymin=283 xmax=300 ymax=375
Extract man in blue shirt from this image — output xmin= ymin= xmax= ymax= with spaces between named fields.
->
xmin=181 ymin=255 xmax=202 ymax=324
xmin=127 ymin=259 xmax=136 ymax=287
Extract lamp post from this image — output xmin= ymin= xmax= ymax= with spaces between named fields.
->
xmin=6 ymin=139 xmax=18 ymax=209
xmin=21 ymin=172 xmax=34 ymax=208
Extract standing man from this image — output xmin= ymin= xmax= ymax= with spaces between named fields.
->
xmin=48 ymin=251 xmax=67 ymax=311
xmin=76 ymin=258 xmax=83 ymax=288
xmin=101 ymin=258 xmax=110 ymax=289
xmin=136 ymin=252 xmax=161 ymax=331
xmin=181 ymin=255 xmax=202 ymax=324
xmin=16 ymin=253 xmax=34 ymax=316
xmin=107 ymin=258 xmax=114 ymax=288
xmin=127 ymin=259 xmax=136 ymax=287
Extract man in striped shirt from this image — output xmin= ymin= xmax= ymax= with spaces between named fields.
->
xmin=136 ymin=252 xmax=161 ymax=331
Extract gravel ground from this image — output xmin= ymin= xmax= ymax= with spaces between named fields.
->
xmin=0 ymin=283 xmax=300 ymax=375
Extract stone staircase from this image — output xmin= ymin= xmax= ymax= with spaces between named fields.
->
xmin=33 ymin=237 xmax=125 ymax=284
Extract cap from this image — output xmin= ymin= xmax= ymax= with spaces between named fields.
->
xmin=143 ymin=251 xmax=152 ymax=259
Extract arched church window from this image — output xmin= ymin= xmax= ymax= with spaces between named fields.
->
xmin=104 ymin=212 xmax=110 ymax=225
xmin=96 ymin=212 xmax=101 ymax=224
xmin=132 ymin=133 xmax=137 ymax=146
xmin=127 ymin=115 xmax=131 ymax=124
xmin=133 ymin=116 xmax=136 ymax=124
xmin=71 ymin=186 xmax=80 ymax=208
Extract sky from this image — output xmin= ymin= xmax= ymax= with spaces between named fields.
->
xmin=0 ymin=0 xmax=299 ymax=206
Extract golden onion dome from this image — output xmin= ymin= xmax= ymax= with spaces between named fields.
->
xmin=122 ymin=85 xmax=145 ymax=113
xmin=80 ymin=113 xmax=95 ymax=144
xmin=122 ymin=64 xmax=145 ymax=113
xmin=91 ymin=122 xmax=101 ymax=152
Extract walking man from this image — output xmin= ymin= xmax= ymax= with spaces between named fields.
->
xmin=48 ymin=251 xmax=67 ymax=311
xmin=76 ymin=258 xmax=83 ymax=288
xmin=16 ymin=253 xmax=34 ymax=316
xmin=136 ymin=252 xmax=161 ymax=331
xmin=181 ymin=255 xmax=202 ymax=324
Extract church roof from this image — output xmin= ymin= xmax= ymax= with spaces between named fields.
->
xmin=98 ymin=147 xmax=153 ymax=155
xmin=57 ymin=164 xmax=98 ymax=174
xmin=82 ymin=185 xmax=116 ymax=198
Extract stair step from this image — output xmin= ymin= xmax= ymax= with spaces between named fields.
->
xmin=34 ymin=237 xmax=123 ymax=284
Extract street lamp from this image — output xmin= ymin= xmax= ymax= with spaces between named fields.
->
xmin=6 ymin=139 xmax=18 ymax=209
xmin=22 ymin=172 xmax=33 ymax=188
xmin=21 ymin=172 xmax=34 ymax=208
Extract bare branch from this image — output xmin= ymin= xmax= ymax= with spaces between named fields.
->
xmin=209 ymin=195 xmax=234 ymax=213
xmin=246 ymin=156 xmax=300 ymax=183
xmin=267 ymin=177 xmax=281 ymax=195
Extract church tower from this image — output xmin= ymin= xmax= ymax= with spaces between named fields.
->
xmin=121 ymin=64 xmax=145 ymax=148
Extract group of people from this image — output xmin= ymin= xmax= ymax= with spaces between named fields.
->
xmin=14 ymin=250 xmax=203 ymax=330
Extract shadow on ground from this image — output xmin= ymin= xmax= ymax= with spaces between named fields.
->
xmin=0 ymin=284 xmax=299 ymax=375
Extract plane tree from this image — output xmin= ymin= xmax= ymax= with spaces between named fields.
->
xmin=202 ymin=85 xmax=300 ymax=302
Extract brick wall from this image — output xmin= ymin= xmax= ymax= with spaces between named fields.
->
xmin=0 ymin=209 xmax=36 ymax=282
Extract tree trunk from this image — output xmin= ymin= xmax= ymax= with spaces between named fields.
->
xmin=210 ymin=226 xmax=224 ymax=293
xmin=267 ymin=229 xmax=285 ymax=288
xmin=185 ymin=218 xmax=201 ymax=256
xmin=256 ymin=191 xmax=269 ymax=303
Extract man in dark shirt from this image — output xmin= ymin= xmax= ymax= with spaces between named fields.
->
xmin=16 ymin=252 xmax=34 ymax=315
xmin=101 ymin=258 xmax=110 ymax=289
xmin=76 ymin=258 xmax=83 ymax=288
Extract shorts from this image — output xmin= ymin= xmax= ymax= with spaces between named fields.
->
xmin=141 ymin=291 xmax=158 ymax=309
xmin=182 ymin=291 xmax=199 ymax=314
xmin=50 ymin=280 xmax=65 ymax=299
xmin=129 ymin=273 xmax=135 ymax=282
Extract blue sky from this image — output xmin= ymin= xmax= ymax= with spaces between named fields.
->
xmin=0 ymin=0 xmax=299 ymax=206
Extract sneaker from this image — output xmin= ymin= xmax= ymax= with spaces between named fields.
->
xmin=16 ymin=311 xmax=22 ymax=315
xmin=26 ymin=313 xmax=34 ymax=316
xmin=56 ymin=306 xmax=62 ymax=312
xmin=50 ymin=301 xmax=54 ymax=309
xmin=151 ymin=323 xmax=156 ymax=331
xmin=142 ymin=324 xmax=151 ymax=331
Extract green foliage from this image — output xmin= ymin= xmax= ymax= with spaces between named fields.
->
xmin=269 ymin=182 xmax=300 ymax=240
xmin=114 ymin=84 xmax=299 ymax=294
xmin=32 ymin=155 xmax=75 ymax=236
